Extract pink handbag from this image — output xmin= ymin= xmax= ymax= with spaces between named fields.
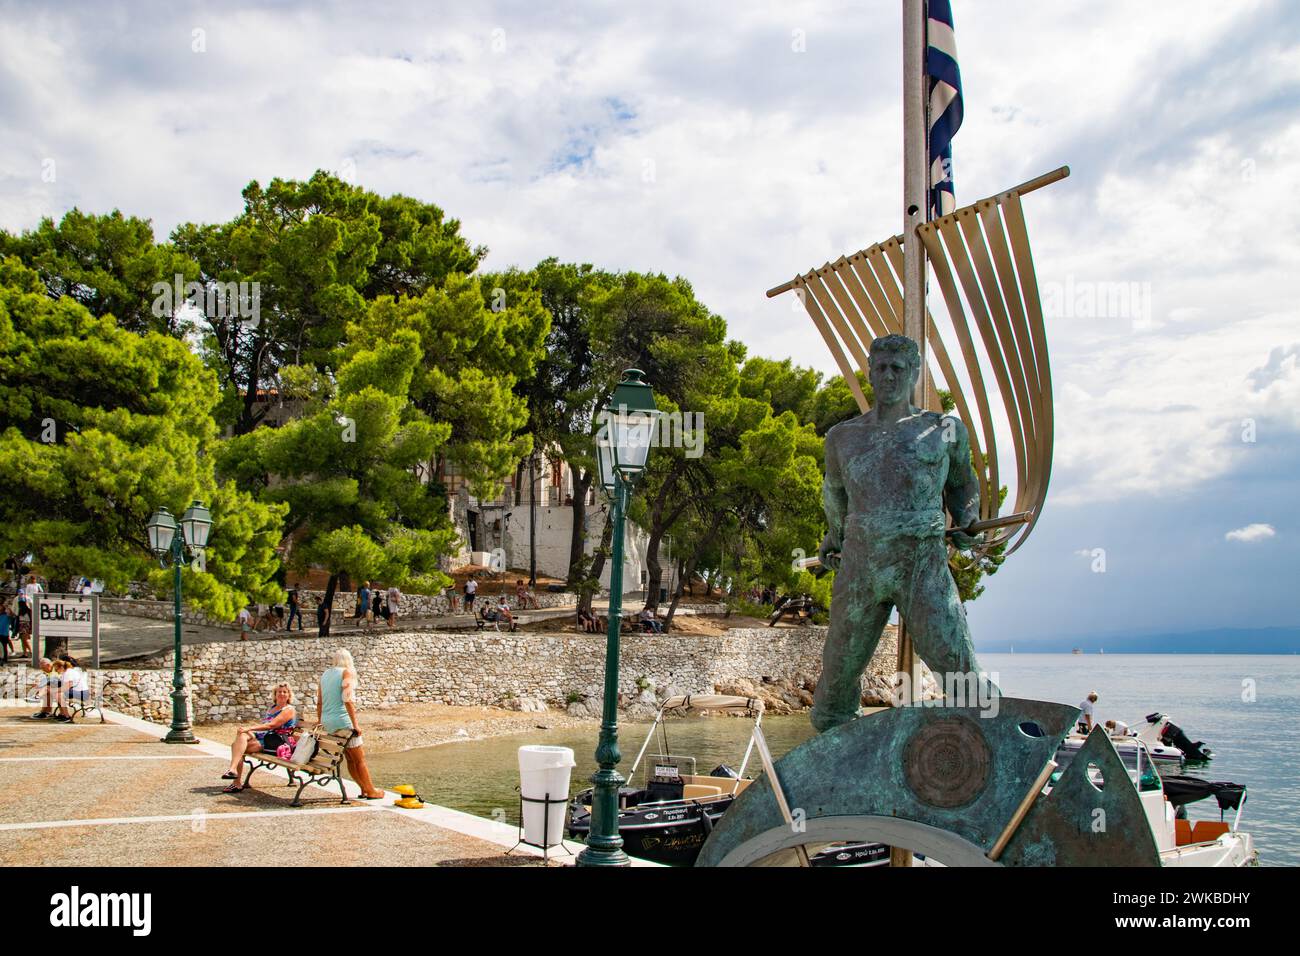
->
xmin=276 ymin=743 xmax=295 ymax=760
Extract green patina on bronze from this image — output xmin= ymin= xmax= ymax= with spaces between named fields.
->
xmin=695 ymin=700 xmax=1161 ymax=867
xmin=813 ymin=334 xmax=991 ymax=731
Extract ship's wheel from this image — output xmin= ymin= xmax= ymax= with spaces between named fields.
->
xmin=696 ymin=698 xmax=1160 ymax=867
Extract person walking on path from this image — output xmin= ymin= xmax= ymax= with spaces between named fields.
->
xmin=463 ymin=575 xmax=477 ymax=612
xmin=286 ymin=586 xmax=304 ymax=631
xmin=385 ymin=584 xmax=402 ymax=627
xmin=237 ymin=605 xmax=253 ymax=641
xmin=355 ymin=581 xmax=372 ymax=629
xmin=318 ymin=649 xmax=385 ymax=800
xmin=0 ymin=600 xmax=13 ymax=664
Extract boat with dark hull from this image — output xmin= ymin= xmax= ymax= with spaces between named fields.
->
xmin=566 ymin=694 xmax=888 ymax=867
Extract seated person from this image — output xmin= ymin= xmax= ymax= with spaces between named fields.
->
xmin=576 ymin=608 xmax=600 ymax=633
xmin=1104 ymin=718 xmax=1131 ymax=737
xmin=223 ymin=683 xmax=298 ymax=790
xmin=515 ymin=579 xmax=539 ymax=609
xmin=57 ymin=655 xmax=90 ymax=721
xmin=483 ymin=597 xmax=516 ymax=631
xmin=32 ymin=658 xmax=60 ymax=719
xmin=639 ymin=608 xmax=664 ymax=633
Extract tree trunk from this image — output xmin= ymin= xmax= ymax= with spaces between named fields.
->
xmin=664 ymin=512 xmax=723 ymax=629
xmin=661 ymin=555 xmax=689 ymax=630
xmin=513 ymin=459 xmax=525 ymax=505
xmin=580 ymin=515 xmax=614 ymax=616
xmin=318 ymin=572 xmax=338 ymax=637
xmin=567 ymin=469 xmax=591 ymax=586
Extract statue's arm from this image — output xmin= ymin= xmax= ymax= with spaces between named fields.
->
xmin=943 ymin=417 xmax=981 ymax=545
xmin=819 ymin=429 xmax=848 ymax=568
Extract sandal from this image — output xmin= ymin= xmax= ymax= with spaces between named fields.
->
xmin=221 ymin=771 xmax=238 ymax=780
xmin=356 ymin=792 xmax=384 ymax=800
xmin=222 ymin=782 xmax=243 ymax=793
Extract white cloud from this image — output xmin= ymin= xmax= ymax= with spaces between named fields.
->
xmin=1 ymin=0 xmax=1298 ymax=516
xmin=1225 ymin=523 xmax=1276 ymax=543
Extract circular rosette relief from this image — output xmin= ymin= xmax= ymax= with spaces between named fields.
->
xmin=902 ymin=715 xmax=991 ymax=808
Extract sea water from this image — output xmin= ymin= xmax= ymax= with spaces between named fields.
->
xmin=366 ymin=654 xmax=1299 ymax=866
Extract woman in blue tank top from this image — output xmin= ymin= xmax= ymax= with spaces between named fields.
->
xmin=318 ymin=648 xmax=384 ymax=799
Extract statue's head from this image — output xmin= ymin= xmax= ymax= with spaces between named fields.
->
xmin=868 ymin=334 xmax=920 ymax=405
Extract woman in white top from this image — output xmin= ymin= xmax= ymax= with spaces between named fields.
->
xmin=57 ymin=656 xmax=90 ymax=721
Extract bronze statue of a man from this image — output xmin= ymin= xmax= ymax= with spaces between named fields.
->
xmin=812 ymin=333 xmax=992 ymax=732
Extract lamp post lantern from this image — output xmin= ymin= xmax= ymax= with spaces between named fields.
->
xmin=147 ymin=500 xmax=210 ymax=745
xmin=577 ymin=370 xmax=660 ymax=868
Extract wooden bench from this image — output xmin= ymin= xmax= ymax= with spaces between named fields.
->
xmin=475 ymin=608 xmax=517 ymax=631
xmin=240 ymin=727 xmax=357 ymax=806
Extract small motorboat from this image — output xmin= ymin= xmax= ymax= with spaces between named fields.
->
xmin=566 ymin=694 xmax=888 ymax=867
xmin=1055 ymin=711 xmax=1212 ymax=769
xmin=1053 ymin=737 xmax=1253 ymax=867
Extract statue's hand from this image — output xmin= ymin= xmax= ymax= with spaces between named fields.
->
xmin=817 ymin=533 xmax=842 ymax=571
xmin=949 ymin=528 xmax=982 ymax=551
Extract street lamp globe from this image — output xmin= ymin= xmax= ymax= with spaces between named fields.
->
xmin=594 ymin=426 xmax=617 ymax=494
xmin=604 ymin=369 xmax=661 ymax=477
xmin=181 ymin=500 xmax=212 ymax=550
xmin=147 ymin=508 xmax=178 ymax=557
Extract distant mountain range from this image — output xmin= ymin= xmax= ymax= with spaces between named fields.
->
xmin=977 ymin=626 xmax=1300 ymax=655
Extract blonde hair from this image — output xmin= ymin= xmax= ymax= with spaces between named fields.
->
xmin=332 ymin=648 xmax=356 ymax=674
xmin=272 ymin=682 xmax=295 ymax=703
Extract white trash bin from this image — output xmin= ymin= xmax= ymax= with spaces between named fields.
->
xmin=518 ymin=745 xmax=576 ymax=848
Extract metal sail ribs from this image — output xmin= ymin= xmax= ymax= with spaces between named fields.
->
xmin=769 ymin=166 xmax=1068 ymax=554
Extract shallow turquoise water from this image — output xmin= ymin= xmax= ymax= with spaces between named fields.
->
xmin=367 ymin=654 xmax=1299 ymax=866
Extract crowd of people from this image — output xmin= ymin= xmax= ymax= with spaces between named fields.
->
xmin=0 ymin=574 xmax=44 ymax=662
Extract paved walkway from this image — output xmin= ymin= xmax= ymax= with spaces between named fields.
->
xmin=0 ymin=701 xmax=613 ymax=867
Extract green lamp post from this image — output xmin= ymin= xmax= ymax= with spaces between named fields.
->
xmin=147 ymin=501 xmax=211 ymax=745
xmin=577 ymin=369 xmax=660 ymax=868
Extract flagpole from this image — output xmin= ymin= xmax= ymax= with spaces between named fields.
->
xmin=892 ymin=0 xmax=929 ymax=869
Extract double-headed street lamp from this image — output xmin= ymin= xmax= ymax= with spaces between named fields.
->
xmin=577 ymin=369 xmax=660 ymax=868
xmin=147 ymin=500 xmax=211 ymax=745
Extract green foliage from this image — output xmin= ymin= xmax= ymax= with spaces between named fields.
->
xmin=0 ymin=256 xmax=285 ymax=616
xmin=0 ymin=209 xmax=199 ymax=336
xmin=215 ymin=325 xmax=455 ymax=593
xmin=343 ymin=270 xmax=548 ymax=496
xmin=807 ymin=372 xmax=872 ymax=436
xmin=737 ymin=357 xmax=820 ymax=421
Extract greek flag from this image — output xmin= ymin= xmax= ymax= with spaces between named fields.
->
xmin=927 ymin=0 xmax=963 ymax=217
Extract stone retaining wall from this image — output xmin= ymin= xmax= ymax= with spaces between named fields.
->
xmin=294 ymin=587 xmax=582 ymax=618
xmin=1 ymin=664 xmax=188 ymax=723
xmin=131 ymin=624 xmax=918 ymax=722
xmin=98 ymin=597 xmax=236 ymax=629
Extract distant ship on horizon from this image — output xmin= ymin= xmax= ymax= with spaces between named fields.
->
xmin=1072 ymin=647 xmax=1083 ymax=655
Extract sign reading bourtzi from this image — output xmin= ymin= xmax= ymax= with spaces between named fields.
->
xmin=31 ymin=593 xmax=100 ymax=667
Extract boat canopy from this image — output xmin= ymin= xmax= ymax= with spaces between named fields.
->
xmin=1159 ymin=775 xmax=1246 ymax=812
xmin=660 ymin=694 xmax=764 ymax=713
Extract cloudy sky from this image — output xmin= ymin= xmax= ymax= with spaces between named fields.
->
xmin=2 ymin=0 xmax=1297 ymax=646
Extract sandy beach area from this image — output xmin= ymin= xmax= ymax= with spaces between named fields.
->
xmin=197 ymin=702 xmax=596 ymax=756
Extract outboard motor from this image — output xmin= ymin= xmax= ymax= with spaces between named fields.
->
xmin=1160 ymin=721 xmax=1213 ymax=762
